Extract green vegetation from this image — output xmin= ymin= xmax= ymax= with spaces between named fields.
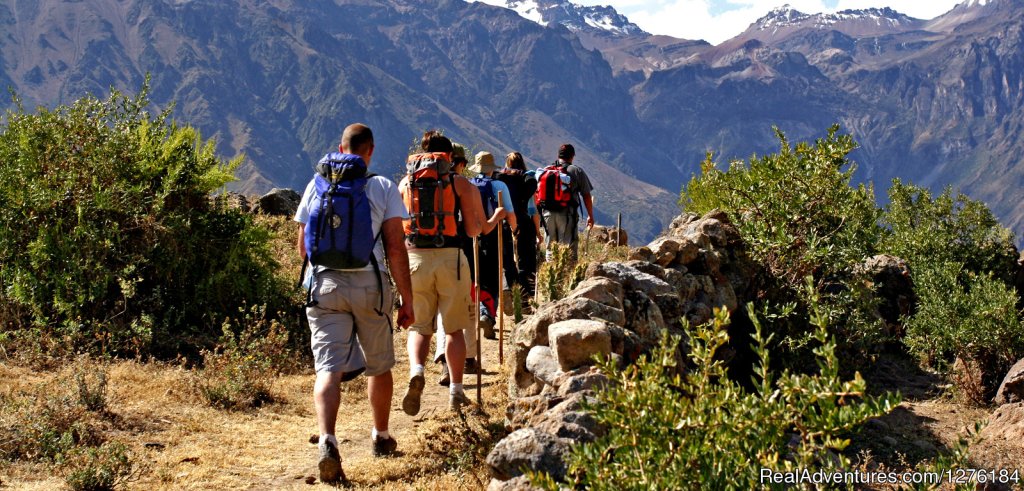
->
xmin=0 ymin=83 xmax=293 ymax=358
xmin=549 ymin=295 xmax=899 ymax=490
xmin=190 ymin=305 xmax=294 ymax=410
xmin=882 ymin=182 xmax=1023 ymax=402
xmin=682 ymin=125 xmax=886 ymax=367
xmin=679 ymin=126 xmax=1024 ymax=401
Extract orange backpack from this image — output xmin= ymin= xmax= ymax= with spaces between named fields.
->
xmin=403 ymin=152 xmax=461 ymax=247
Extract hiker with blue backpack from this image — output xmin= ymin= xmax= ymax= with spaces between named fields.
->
xmin=536 ymin=143 xmax=594 ymax=263
xmin=468 ymin=151 xmax=517 ymax=341
xmin=294 ymin=124 xmax=414 ymax=484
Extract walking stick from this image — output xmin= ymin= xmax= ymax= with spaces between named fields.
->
xmin=497 ymin=191 xmax=505 ymax=366
xmin=474 ymin=235 xmax=482 ymax=405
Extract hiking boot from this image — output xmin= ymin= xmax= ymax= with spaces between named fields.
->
xmin=480 ymin=313 xmax=496 ymax=340
xmin=318 ymin=440 xmax=344 ymax=484
xmin=464 ymin=357 xmax=482 ymax=375
xmin=372 ymin=436 xmax=398 ymax=458
xmin=438 ymin=361 xmax=450 ymax=386
xmin=402 ymin=374 xmax=425 ymax=416
xmin=449 ymin=391 xmax=472 ymax=412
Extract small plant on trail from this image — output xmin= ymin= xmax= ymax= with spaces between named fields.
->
xmin=544 ymin=282 xmax=899 ymax=490
xmin=63 ymin=441 xmax=138 ymax=491
xmin=535 ymin=242 xmax=587 ymax=304
xmin=74 ymin=357 xmax=110 ymax=413
xmin=191 ymin=305 xmax=293 ymax=410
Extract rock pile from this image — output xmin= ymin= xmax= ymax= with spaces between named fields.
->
xmin=487 ymin=211 xmax=755 ymax=489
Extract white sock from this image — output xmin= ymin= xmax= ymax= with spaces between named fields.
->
xmin=450 ymin=383 xmax=464 ymax=395
xmin=372 ymin=428 xmax=390 ymax=441
xmin=411 ymin=364 xmax=425 ymax=377
xmin=319 ymin=434 xmax=338 ymax=447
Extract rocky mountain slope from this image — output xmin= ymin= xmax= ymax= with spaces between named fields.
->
xmin=1 ymin=0 xmax=1022 ymax=242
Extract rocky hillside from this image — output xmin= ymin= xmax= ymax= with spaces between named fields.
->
xmin=2 ymin=0 xmax=1024 ymax=242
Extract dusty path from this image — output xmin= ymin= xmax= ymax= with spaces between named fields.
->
xmin=0 ymin=325 xmax=511 ymax=490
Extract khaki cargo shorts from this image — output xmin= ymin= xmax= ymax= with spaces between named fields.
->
xmin=306 ymin=268 xmax=395 ymax=377
xmin=408 ymin=248 xmax=474 ymax=336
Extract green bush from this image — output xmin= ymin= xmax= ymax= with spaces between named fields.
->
xmin=0 ymin=83 xmax=291 ymax=357
xmin=63 ymin=441 xmax=137 ymax=491
xmin=682 ymin=125 xmax=881 ymax=288
xmin=191 ymin=305 xmax=292 ymax=410
xmin=882 ymin=181 xmax=1018 ymax=283
xmin=681 ymin=126 xmax=885 ymax=367
xmin=882 ymin=181 xmax=1023 ymax=400
xmin=547 ymin=290 xmax=899 ymax=490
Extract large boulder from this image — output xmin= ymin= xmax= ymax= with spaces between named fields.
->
xmin=526 ymin=346 xmax=564 ymax=387
xmin=486 ymin=428 xmax=571 ymax=481
xmin=981 ymin=402 xmax=1024 ymax=442
xmin=549 ymin=320 xmax=613 ymax=371
xmin=566 ymin=277 xmax=625 ymax=311
xmin=995 ymin=358 xmax=1024 ymax=405
xmin=647 ymin=237 xmax=680 ymax=266
xmin=252 ymin=188 xmax=300 ymax=216
xmin=514 ymin=297 xmax=625 ymax=348
xmin=585 ymin=262 xmax=674 ymax=297
xmin=623 ymin=290 xmax=667 ymax=347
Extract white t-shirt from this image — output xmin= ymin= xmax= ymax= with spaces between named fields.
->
xmin=294 ymin=175 xmax=408 ymax=271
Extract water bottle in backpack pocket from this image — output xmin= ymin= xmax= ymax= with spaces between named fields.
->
xmin=304 ymin=153 xmax=377 ymax=269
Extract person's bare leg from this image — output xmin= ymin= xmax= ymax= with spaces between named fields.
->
xmin=367 ymin=370 xmax=392 ymax=432
xmin=314 ymin=371 xmax=345 ymax=435
xmin=407 ymin=331 xmax=431 ymax=367
xmin=446 ymin=331 xmax=466 ymax=385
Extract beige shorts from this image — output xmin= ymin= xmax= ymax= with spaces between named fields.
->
xmin=408 ymin=248 xmax=474 ymax=336
xmin=306 ymin=268 xmax=395 ymax=377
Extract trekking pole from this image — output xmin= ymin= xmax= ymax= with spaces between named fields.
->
xmin=497 ymin=191 xmax=505 ymax=366
xmin=473 ymin=235 xmax=482 ymax=406
xmin=616 ymin=212 xmax=622 ymax=247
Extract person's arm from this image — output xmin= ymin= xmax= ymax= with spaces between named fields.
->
xmin=583 ymin=193 xmax=594 ymax=228
xmin=482 ymin=206 xmax=507 ymax=235
xmin=381 ymin=217 xmax=414 ymax=329
xmin=455 ymin=175 xmax=484 ymax=237
xmin=533 ymin=214 xmax=542 ymax=247
xmin=297 ymin=224 xmax=306 ymax=261
xmin=497 ymin=186 xmax=518 ymax=232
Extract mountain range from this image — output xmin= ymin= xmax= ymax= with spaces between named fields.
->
xmin=0 ymin=0 xmax=1021 ymax=243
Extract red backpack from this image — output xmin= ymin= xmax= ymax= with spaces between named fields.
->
xmin=535 ymin=163 xmax=572 ymax=211
xmin=403 ymin=152 xmax=461 ymax=248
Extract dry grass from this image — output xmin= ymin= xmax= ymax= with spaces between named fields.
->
xmin=1 ymin=327 xmax=512 ymax=490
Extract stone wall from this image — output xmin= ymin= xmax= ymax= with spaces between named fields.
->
xmin=486 ymin=211 xmax=756 ymax=489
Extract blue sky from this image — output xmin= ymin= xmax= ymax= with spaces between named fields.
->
xmin=478 ymin=1 xmax=966 ymax=44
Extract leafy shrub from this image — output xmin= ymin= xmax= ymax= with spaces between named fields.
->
xmin=681 ymin=126 xmax=885 ymax=367
xmin=63 ymin=441 xmax=137 ymax=491
xmin=682 ymin=125 xmax=881 ymax=288
xmin=882 ymin=181 xmax=1023 ymax=400
xmin=0 ymin=389 xmax=104 ymax=462
xmin=191 ymin=305 xmax=292 ymax=410
xmin=904 ymin=263 xmax=1023 ymax=403
xmin=882 ymin=181 xmax=1018 ymax=283
xmin=74 ymin=358 xmax=110 ymax=413
xmin=0 ymin=82 xmax=291 ymax=357
xmin=549 ymin=292 xmax=899 ymax=490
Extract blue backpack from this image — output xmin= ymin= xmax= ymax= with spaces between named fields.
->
xmin=304 ymin=153 xmax=377 ymax=270
xmin=470 ymin=175 xmax=498 ymax=219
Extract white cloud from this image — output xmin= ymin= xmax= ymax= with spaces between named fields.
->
xmin=475 ymin=0 xmax=966 ymax=45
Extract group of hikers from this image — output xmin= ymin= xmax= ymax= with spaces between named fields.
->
xmin=293 ymin=123 xmax=594 ymax=483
